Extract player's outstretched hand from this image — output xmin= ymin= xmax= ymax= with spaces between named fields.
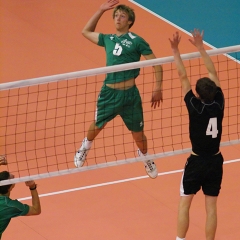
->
xmin=100 ymin=0 xmax=119 ymax=12
xmin=189 ymin=29 xmax=204 ymax=49
xmin=169 ymin=31 xmax=181 ymax=50
xmin=151 ymin=88 xmax=163 ymax=109
xmin=0 ymin=155 xmax=7 ymax=166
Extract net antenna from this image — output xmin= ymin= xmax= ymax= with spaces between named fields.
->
xmin=1 ymin=45 xmax=240 ymax=186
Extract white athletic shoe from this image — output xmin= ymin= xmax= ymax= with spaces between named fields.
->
xmin=74 ymin=138 xmax=90 ymax=167
xmin=137 ymin=149 xmax=158 ymax=179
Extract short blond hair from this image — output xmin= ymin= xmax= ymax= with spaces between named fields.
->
xmin=113 ymin=4 xmax=135 ymax=29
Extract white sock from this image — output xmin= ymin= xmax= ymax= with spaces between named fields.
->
xmin=84 ymin=137 xmax=93 ymax=149
xmin=176 ymin=237 xmax=185 ymax=240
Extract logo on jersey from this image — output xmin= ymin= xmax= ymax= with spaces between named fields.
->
xmin=121 ymin=39 xmax=132 ymax=48
xmin=140 ymin=121 xmax=143 ymax=127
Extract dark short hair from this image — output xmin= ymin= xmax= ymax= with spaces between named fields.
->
xmin=113 ymin=4 xmax=135 ymax=29
xmin=0 ymin=171 xmax=11 ymax=194
xmin=195 ymin=77 xmax=217 ymax=103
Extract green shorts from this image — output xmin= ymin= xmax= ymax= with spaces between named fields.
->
xmin=95 ymin=85 xmax=144 ymax=132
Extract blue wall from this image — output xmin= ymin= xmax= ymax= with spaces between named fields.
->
xmin=134 ymin=0 xmax=239 ymax=48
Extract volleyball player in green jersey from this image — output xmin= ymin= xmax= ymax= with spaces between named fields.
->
xmin=0 ymin=171 xmax=41 ymax=239
xmin=74 ymin=0 xmax=163 ymax=178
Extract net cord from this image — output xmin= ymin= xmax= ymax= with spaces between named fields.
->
xmin=0 ymin=45 xmax=240 ymax=91
xmin=1 ymin=139 xmax=240 ymax=186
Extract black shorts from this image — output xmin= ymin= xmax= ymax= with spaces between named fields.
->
xmin=180 ymin=153 xmax=224 ymax=196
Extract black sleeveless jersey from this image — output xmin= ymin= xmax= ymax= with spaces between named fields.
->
xmin=184 ymin=87 xmax=224 ymax=156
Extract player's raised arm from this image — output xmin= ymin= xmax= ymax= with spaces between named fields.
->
xmin=169 ymin=32 xmax=191 ymax=96
xmin=189 ymin=29 xmax=220 ymax=87
xmin=25 ymin=180 xmax=41 ymax=216
xmin=82 ymin=0 xmax=119 ymax=44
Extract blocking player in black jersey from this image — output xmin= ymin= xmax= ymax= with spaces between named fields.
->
xmin=169 ymin=29 xmax=224 ymax=240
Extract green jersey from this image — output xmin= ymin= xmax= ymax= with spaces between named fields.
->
xmin=0 ymin=196 xmax=29 ymax=238
xmin=98 ymin=32 xmax=153 ymax=84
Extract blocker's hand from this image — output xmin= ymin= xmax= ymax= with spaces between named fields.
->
xmin=189 ymin=29 xmax=204 ymax=49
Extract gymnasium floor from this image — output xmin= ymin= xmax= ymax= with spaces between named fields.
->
xmin=1 ymin=0 xmax=240 ymax=239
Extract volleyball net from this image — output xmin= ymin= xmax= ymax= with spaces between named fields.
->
xmin=0 ymin=45 xmax=240 ymax=186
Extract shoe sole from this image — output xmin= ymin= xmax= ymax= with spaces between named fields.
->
xmin=146 ymin=170 xmax=158 ymax=179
